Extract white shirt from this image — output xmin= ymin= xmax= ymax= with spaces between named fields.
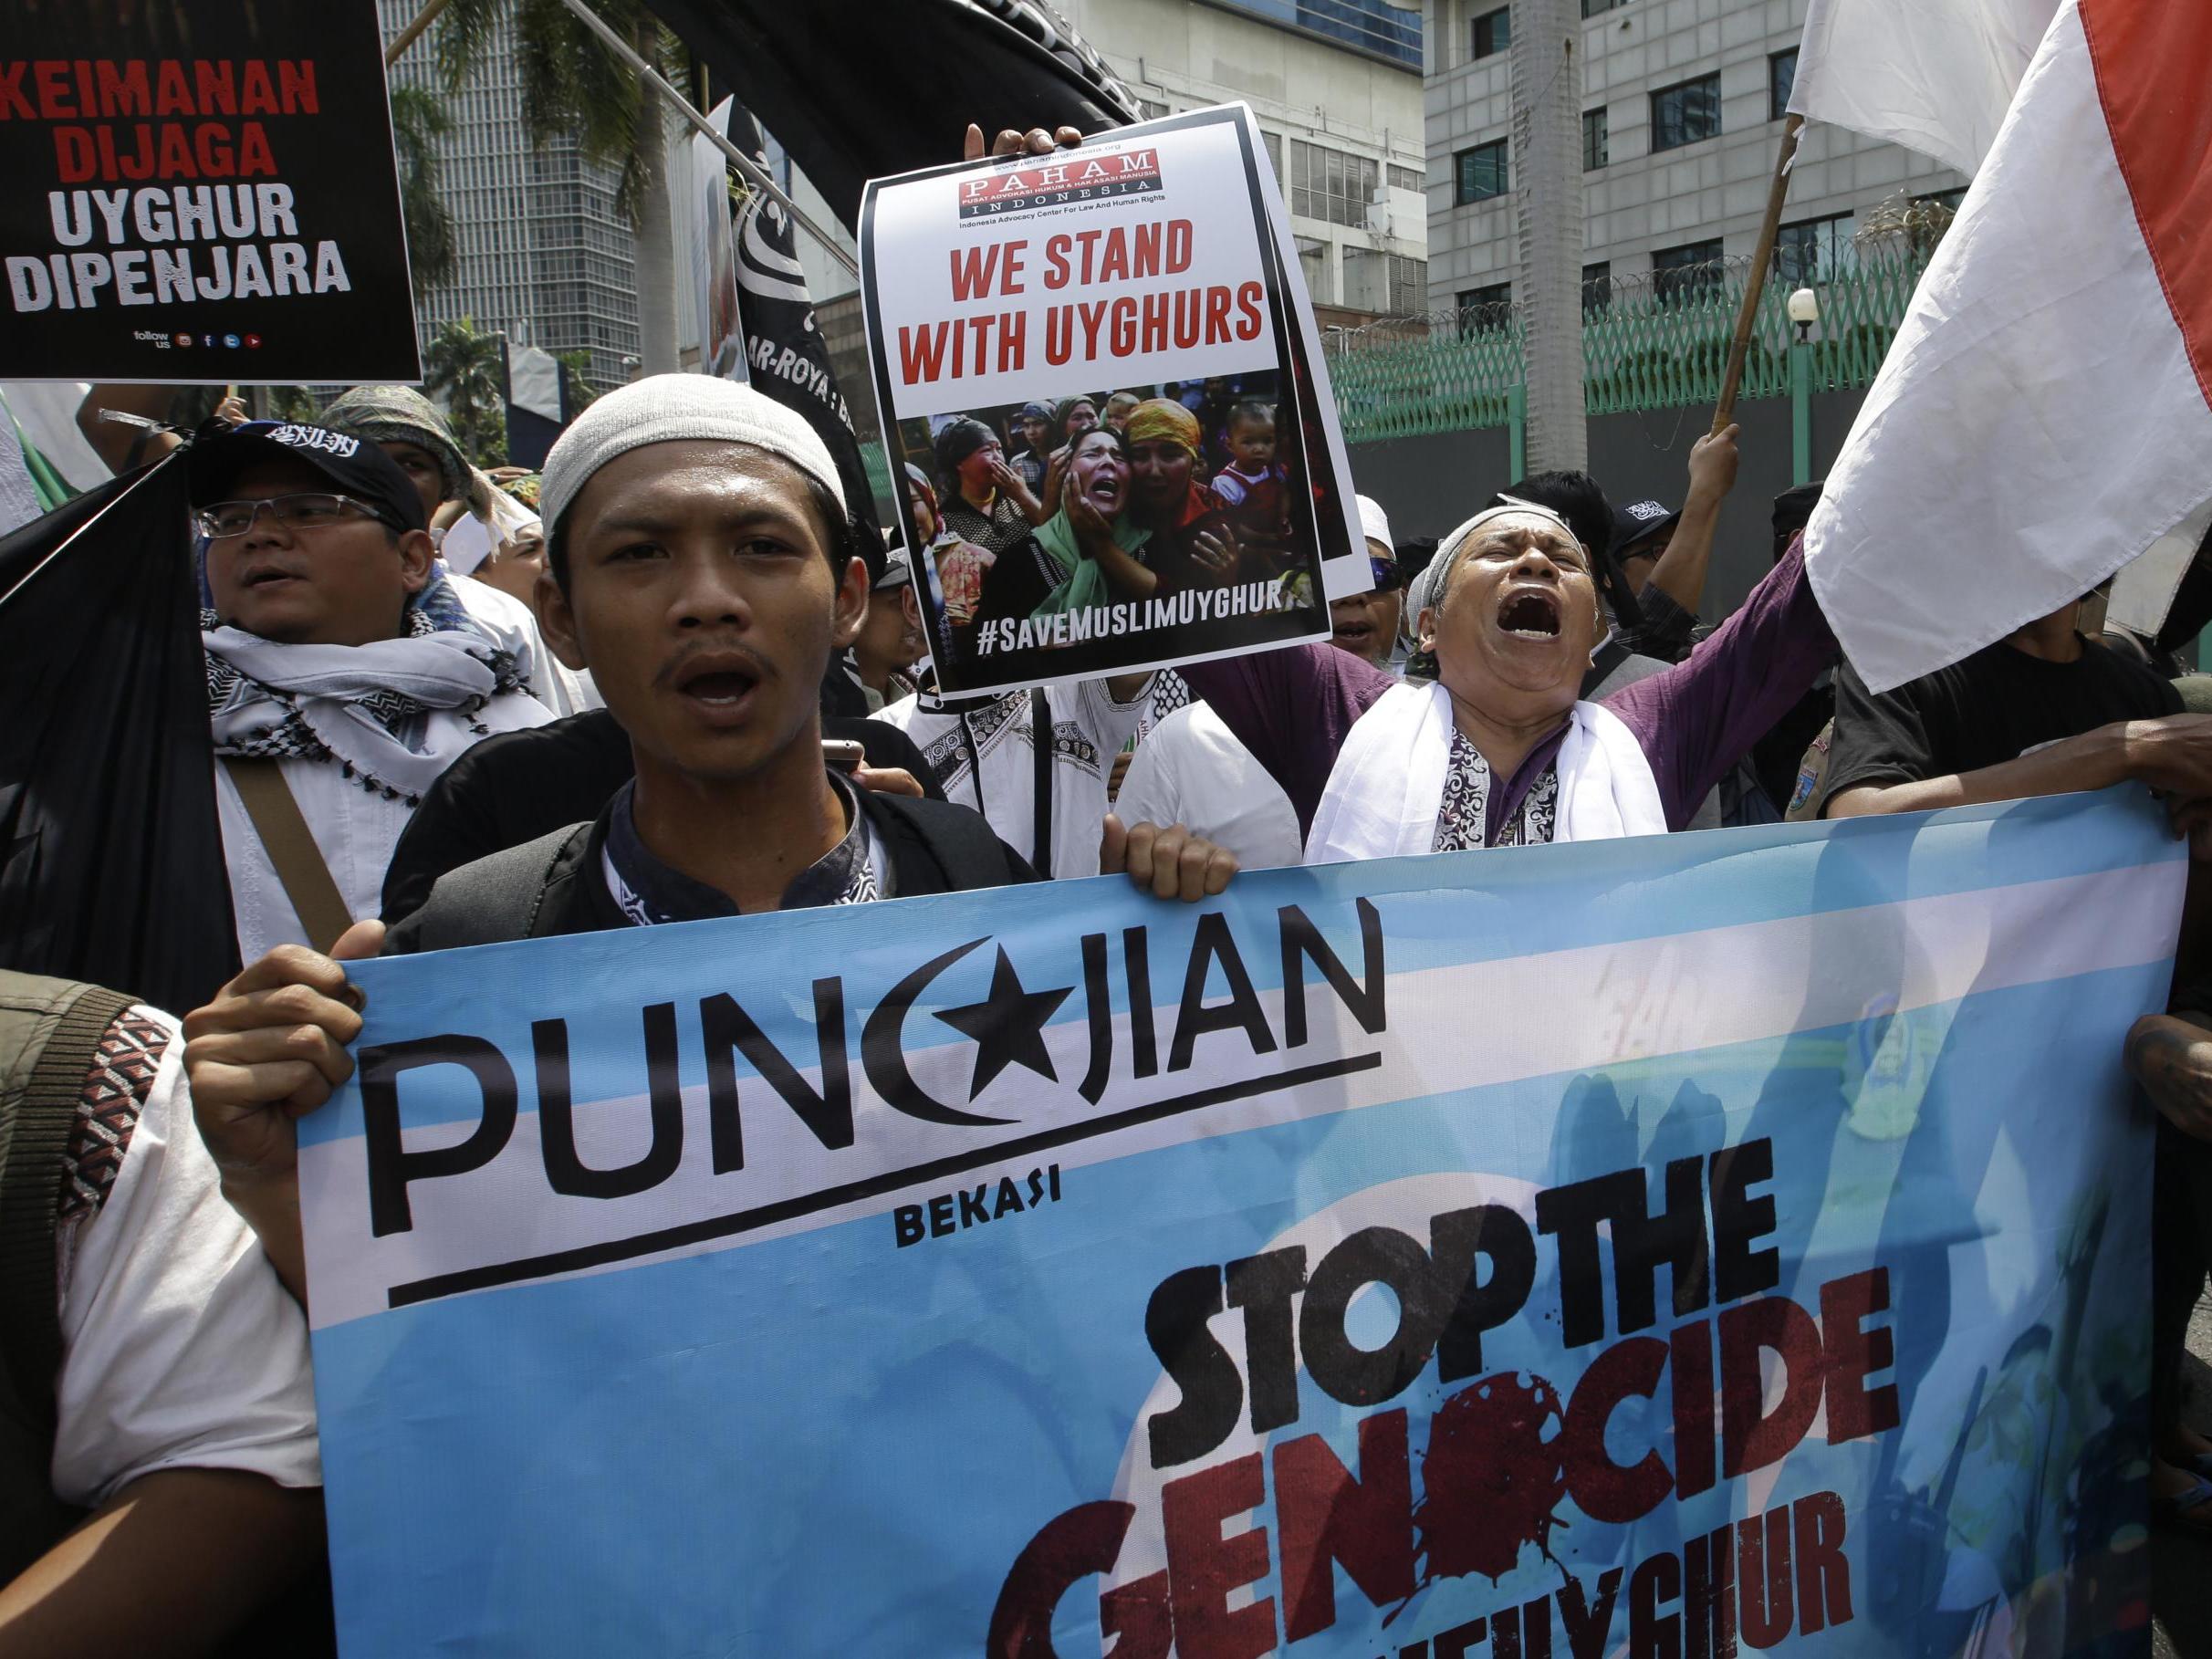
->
xmin=215 ymin=753 xmax=423 ymax=963
xmin=1115 ymin=702 xmax=1304 ymax=871
xmin=874 ymin=676 xmax=1153 ymax=879
xmin=215 ymin=590 xmax=559 ymax=962
xmin=53 ymin=1007 xmax=319 ymax=1507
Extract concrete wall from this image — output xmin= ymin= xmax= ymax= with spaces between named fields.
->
xmin=1344 ymin=387 xmax=1865 ymax=617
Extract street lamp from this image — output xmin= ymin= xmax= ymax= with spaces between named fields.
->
xmin=1786 ymin=287 xmax=1819 ymax=485
xmin=1788 ymin=286 xmax=1820 ymax=343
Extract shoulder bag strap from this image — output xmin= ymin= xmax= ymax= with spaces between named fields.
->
xmin=221 ymin=757 xmax=355 ymax=952
xmin=1029 ymin=687 xmax=1053 ymax=880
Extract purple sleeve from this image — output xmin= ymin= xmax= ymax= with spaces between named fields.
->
xmin=1178 ymin=643 xmax=1395 ymax=836
xmin=1602 ymin=538 xmax=1839 ymax=830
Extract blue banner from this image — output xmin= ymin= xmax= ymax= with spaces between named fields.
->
xmin=299 ymin=790 xmax=2181 ymax=1656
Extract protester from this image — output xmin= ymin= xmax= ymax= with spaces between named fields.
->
xmin=320 ymin=384 xmax=485 ymax=530
xmin=1604 ymin=423 xmax=1740 ymax=662
xmin=378 ymin=707 xmax=943 ymax=926
xmin=1754 ymin=481 xmax=1835 ymax=815
xmin=1098 ymin=475 xmax=1378 ymax=857
xmin=2126 ymin=1000 xmax=2212 ymax=1536
xmin=0 ymin=972 xmax=321 ymax=1657
xmin=193 ymin=420 xmax=553 ymax=961
xmin=1101 ymin=391 xmax=1142 ymax=433
xmin=437 ymin=470 xmax=547 ymax=606
xmin=1817 ymin=592 xmax=2212 ymax=1528
xmin=319 ymin=385 xmax=597 ymax=716
xmin=851 ymin=548 xmax=927 ymax=712
xmin=183 ymin=374 xmax=1236 ymax=1298
xmin=1176 ymin=501 xmax=1833 ymax=858
xmin=1815 ymin=603 xmax=2202 ymax=822
xmin=875 ymin=663 xmax=1161 ymax=881
xmin=1327 ymin=495 xmax=1405 ymax=670
xmin=1113 ymin=698 xmax=1303 ymax=870
xmin=71 ymin=384 xmax=240 ymax=474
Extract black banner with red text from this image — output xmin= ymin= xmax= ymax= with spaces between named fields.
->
xmin=1 ymin=0 xmax=419 ymax=384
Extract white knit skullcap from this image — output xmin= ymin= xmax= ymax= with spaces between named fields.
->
xmin=1356 ymin=494 xmax=1393 ymax=551
xmin=1428 ymin=498 xmax=1579 ymax=601
xmin=539 ymin=373 xmax=846 ymax=532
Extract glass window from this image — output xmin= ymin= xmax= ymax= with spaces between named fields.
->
xmin=1454 ymin=140 xmax=1509 ymax=204
xmin=1651 ymin=73 xmax=1721 ymax=152
xmin=1136 ymin=99 xmax=1170 ymax=121
xmin=1457 ymin=281 xmax=1513 ymax=338
xmin=1388 ymin=163 xmax=1424 ymax=193
xmin=1773 ymin=213 xmax=1857 ymax=285
xmin=1388 ymin=254 xmax=1425 ymax=313
xmin=1582 ymin=108 xmax=1608 ymax=172
xmin=1769 ymin=49 xmax=1798 ymax=121
xmin=1652 ymin=239 xmax=1725 ymax=304
xmin=1290 ymin=140 xmax=1381 ymax=227
xmin=1262 ymin=130 xmax=1284 ymax=183
xmin=1581 ymin=0 xmax=1620 ymax=14
xmin=1581 ymin=260 xmax=1612 ymax=315
xmin=1289 ymin=0 xmax=1423 ymax=68
xmin=1472 ymin=5 xmax=1511 ymax=61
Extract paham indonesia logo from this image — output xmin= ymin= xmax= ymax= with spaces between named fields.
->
xmin=959 ymin=146 xmax=1163 ymax=220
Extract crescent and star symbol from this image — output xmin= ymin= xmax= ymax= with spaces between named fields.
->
xmin=859 ymin=936 xmax=1077 ymax=1124
xmin=934 ymin=944 xmax=1073 ymax=1098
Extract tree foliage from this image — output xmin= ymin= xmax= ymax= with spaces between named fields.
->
xmin=390 ymin=85 xmax=460 ymax=297
xmin=423 ymin=317 xmax=508 ymax=465
xmin=433 ymin=0 xmax=681 ymax=228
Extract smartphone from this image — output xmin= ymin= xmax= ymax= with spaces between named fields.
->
xmin=821 ymin=739 xmax=865 ymax=774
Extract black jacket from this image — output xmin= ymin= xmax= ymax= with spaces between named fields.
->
xmin=383 ymin=788 xmax=1035 ymax=954
xmin=381 ymin=709 xmax=939 ymax=924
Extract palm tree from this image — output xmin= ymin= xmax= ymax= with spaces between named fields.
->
xmin=433 ymin=0 xmax=679 ymax=373
xmin=390 ymin=86 xmax=460 ymax=299
xmin=556 ymin=349 xmax=603 ymax=413
xmin=423 ymin=318 xmax=509 ymax=464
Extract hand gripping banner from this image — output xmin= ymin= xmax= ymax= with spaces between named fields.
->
xmin=300 ymin=790 xmax=2180 ymax=1656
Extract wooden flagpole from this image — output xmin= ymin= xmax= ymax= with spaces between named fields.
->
xmin=1711 ymin=113 xmax=1803 ymax=434
xmin=385 ymin=0 xmax=453 ymax=68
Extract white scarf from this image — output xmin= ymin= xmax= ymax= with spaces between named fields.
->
xmin=1304 ymin=680 xmax=1665 ymax=863
xmin=204 ymin=624 xmax=550 ymax=804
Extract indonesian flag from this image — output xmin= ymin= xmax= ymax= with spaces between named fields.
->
xmin=1795 ymin=0 xmax=2212 ymax=692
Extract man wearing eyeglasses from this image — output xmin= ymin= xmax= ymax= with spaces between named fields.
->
xmin=192 ymin=422 xmax=553 ymax=963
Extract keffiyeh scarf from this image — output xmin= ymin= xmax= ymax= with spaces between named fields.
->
xmin=203 ymin=575 xmax=547 ymax=807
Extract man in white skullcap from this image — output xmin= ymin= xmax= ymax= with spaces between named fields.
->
xmin=1324 ymin=494 xmax=1405 ymax=671
xmin=181 ymin=376 xmax=1241 ymax=1294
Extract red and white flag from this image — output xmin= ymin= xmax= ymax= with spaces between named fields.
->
xmin=1796 ymin=0 xmax=2212 ymax=691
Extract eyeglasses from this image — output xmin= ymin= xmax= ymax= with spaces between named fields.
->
xmin=1368 ymin=556 xmax=1401 ymax=591
xmin=194 ymin=493 xmax=385 ymax=540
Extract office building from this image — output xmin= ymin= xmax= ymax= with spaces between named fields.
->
xmin=379 ymin=0 xmax=642 ymax=389
xmin=1424 ymin=0 xmax=1966 ymax=315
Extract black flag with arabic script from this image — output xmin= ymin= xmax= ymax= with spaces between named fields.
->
xmin=724 ymin=103 xmax=884 ymax=568
xmin=0 ymin=454 xmax=240 ymax=1014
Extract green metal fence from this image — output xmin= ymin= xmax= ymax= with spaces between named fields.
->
xmin=1323 ymin=253 xmax=1934 ymax=443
